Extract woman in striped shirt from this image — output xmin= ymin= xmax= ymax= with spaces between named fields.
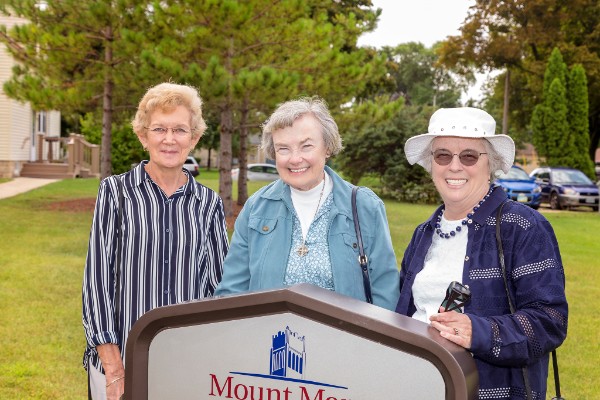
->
xmin=82 ymin=83 xmax=229 ymax=400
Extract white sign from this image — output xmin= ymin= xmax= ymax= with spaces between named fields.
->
xmin=148 ymin=313 xmax=445 ymax=399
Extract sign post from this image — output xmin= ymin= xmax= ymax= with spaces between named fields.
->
xmin=125 ymin=283 xmax=478 ymax=399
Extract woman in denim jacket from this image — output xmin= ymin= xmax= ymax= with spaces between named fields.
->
xmin=216 ymin=97 xmax=399 ymax=310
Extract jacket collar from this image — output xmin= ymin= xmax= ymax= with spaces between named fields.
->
xmin=260 ymin=165 xmax=354 ymax=217
xmin=472 ymin=185 xmax=507 ymax=224
xmin=424 ymin=185 xmax=507 ymax=229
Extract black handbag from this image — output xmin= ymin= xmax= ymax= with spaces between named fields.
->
xmin=495 ymin=202 xmax=564 ymax=400
xmin=351 ymin=186 xmax=373 ymax=304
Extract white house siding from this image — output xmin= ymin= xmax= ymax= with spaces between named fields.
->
xmin=0 ymin=14 xmax=61 ymax=177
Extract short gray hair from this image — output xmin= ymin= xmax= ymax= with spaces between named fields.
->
xmin=261 ymin=97 xmax=343 ymax=160
xmin=423 ymin=138 xmax=503 ymax=180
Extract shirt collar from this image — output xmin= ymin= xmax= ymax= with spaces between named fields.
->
xmin=130 ymin=161 xmax=197 ymax=198
xmin=259 ymin=165 xmax=353 ymax=214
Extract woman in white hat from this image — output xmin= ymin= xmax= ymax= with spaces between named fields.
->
xmin=395 ymin=107 xmax=568 ymax=399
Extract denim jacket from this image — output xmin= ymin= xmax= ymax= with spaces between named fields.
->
xmin=216 ymin=166 xmax=400 ymax=310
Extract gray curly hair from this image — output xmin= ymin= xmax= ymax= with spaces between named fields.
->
xmin=261 ymin=97 xmax=343 ymax=159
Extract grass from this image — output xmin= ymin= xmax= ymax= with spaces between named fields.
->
xmin=0 ymin=173 xmax=597 ymax=399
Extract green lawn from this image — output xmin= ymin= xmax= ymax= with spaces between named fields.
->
xmin=0 ymin=174 xmax=597 ymax=399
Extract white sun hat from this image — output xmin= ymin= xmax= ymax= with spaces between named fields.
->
xmin=404 ymin=107 xmax=515 ymax=174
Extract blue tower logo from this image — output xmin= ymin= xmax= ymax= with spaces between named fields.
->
xmin=270 ymin=326 xmax=306 ymax=379
xmin=219 ymin=324 xmax=348 ymax=394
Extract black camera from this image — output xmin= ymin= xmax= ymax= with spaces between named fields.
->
xmin=440 ymin=281 xmax=471 ymax=313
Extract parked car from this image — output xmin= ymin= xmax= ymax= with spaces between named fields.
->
xmin=131 ymin=156 xmax=200 ymax=177
xmin=231 ymin=163 xmax=279 ymax=181
xmin=530 ymin=166 xmax=599 ymax=211
xmin=183 ymin=156 xmax=200 ymax=177
xmin=494 ymin=165 xmax=541 ymax=209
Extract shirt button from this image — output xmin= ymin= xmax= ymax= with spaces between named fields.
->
xmin=166 ymin=229 xmax=170 ymax=232
xmin=164 ymin=260 xmax=168 ymax=264
xmin=464 ymin=256 xmax=470 ymax=261
xmin=163 ymin=290 xmax=169 ymax=295
xmin=262 ymin=226 xmax=269 ymax=232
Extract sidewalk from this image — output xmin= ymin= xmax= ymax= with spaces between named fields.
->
xmin=0 ymin=177 xmax=60 ymax=200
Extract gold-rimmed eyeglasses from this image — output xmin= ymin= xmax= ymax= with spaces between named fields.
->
xmin=145 ymin=126 xmax=192 ymax=137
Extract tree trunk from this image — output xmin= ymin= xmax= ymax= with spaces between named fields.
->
xmin=590 ymin=115 xmax=599 ymax=162
xmin=237 ymin=99 xmax=249 ymax=206
xmin=502 ymin=68 xmax=510 ymax=136
xmin=219 ymin=105 xmax=234 ymax=217
xmin=207 ymin=148 xmax=212 ymax=170
xmin=101 ymin=26 xmax=114 ymax=179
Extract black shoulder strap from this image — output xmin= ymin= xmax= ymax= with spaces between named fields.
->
xmin=495 ymin=202 xmax=514 ymax=312
xmin=496 ymin=202 xmax=563 ymax=400
xmin=352 ymin=186 xmax=373 ymax=304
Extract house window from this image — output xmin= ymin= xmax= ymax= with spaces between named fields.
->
xmin=36 ymin=111 xmax=47 ymax=134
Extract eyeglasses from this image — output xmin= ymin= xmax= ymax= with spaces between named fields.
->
xmin=145 ymin=126 xmax=192 ymax=137
xmin=432 ymin=149 xmax=487 ymax=166
xmin=274 ymin=143 xmax=316 ymax=157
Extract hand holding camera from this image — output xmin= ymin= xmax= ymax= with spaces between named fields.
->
xmin=440 ymin=281 xmax=471 ymax=313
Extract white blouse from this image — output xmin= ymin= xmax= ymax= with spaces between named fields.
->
xmin=411 ymin=213 xmax=468 ymax=323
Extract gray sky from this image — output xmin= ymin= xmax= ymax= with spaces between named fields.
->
xmin=358 ymin=0 xmax=474 ymax=48
xmin=357 ymin=0 xmax=489 ymax=101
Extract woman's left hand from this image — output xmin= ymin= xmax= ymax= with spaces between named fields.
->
xmin=429 ymin=307 xmax=472 ymax=349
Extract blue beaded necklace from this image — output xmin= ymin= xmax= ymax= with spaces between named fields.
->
xmin=435 ymin=187 xmax=493 ymax=239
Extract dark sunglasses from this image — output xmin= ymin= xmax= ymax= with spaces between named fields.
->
xmin=432 ymin=149 xmax=487 ymax=166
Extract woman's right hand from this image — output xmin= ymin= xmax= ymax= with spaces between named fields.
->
xmin=430 ymin=307 xmax=473 ymax=349
xmin=105 ymin=373 xmax=125 ymax=400
xmin=97 ymin=343 xmax=125 ymax=400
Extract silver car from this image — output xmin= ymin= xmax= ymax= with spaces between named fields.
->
xmin=231 ymin=163 xmax=279 ymax=181
xmin=183 ymin=156 xmax=200 ymax=177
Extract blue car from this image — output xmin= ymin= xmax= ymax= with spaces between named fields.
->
xmin=494 ymin=165 xmax=542 ymax=209
xmin=530 ymin=166 xmax=599 ymax=211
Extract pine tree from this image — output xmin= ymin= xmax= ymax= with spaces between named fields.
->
xmin=567 ymin=64 xmax=595 ymax=178
xmin=137 ymin=0 xmax=385 ymax=216
xmin=543 ymin=48 xmax=568 ymax=96
xmin=532 ymin=49 xmax=569 ymax=164
xmin=531 ymin=48 xmax=594 ymax=173
xmin=543 ymin=79 xmax=572 ymax=167
xmin=0 ymin=0 xmax=155 ymax=178
xmin=531 ymin=102 xmax=549 ymax=161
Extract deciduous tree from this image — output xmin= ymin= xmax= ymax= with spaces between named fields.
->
xmin=337 ymin=42 xmax=464 ymax=191
xmin=438 ymin=0 xmax=600 ymax=162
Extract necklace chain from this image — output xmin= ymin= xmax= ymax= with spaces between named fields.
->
xmin=435 ymin=187 xmax=493 ymax=239
xmin=297 ymin=175 xmax=326 ymax=257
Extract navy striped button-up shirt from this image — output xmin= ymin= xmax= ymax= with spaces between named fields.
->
xmin=82 ymin=162 xmax=228 ymax=371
